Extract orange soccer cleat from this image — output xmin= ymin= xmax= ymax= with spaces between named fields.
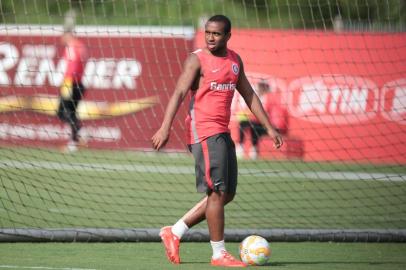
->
xmin=211 ymin=251 xmax=247 ymax=267
xmin=159 ymin=226 xmax=180 ymax=264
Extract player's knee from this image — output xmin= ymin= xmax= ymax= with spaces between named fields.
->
xmin=208 ymin=190 xmax=232 ymax=204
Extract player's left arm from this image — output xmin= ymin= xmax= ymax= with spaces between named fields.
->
xmin=236 ymin=56 xmax=283 ymax=149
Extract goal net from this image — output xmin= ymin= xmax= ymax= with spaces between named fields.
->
xmin=0 ymin=0 xmax=405 ymax=242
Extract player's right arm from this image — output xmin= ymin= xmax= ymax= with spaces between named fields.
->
xmin=151 ymin=53 xmax=200 ymax=150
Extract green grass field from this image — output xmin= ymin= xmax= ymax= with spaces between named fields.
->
xmin=1 ymin=146 xmax=406 ymax=269
xmin=1 ymin=242 xmax=406 ymax=270
xmin=1 ymin=146 xmax=405 ymax=230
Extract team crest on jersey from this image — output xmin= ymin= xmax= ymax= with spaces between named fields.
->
xmin=232 ymin=63 xmax=239 ymax=75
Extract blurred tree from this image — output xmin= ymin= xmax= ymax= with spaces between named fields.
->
xmin=0 ymin=0 xmax=404 ymax=30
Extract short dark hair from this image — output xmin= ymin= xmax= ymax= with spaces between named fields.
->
xmin=207 ymin=15 xmax=231 ymax=34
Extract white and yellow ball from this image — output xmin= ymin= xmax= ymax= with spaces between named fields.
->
xmin=239 ymin=235 xmax=271 ymax=266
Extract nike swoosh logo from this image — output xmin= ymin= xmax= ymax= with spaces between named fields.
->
xmin=211 ymin=68 xmax=220 ymax=73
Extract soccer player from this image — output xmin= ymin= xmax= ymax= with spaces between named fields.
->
xmin=57 ymin=27 xmax=88 ymax=152
xmin=151 ymin=15 xmax=283 ymax=267
xmin=235 ymin=79 xmax=289 ymax=160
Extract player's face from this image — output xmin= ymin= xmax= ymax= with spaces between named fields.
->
xmin=205 ymin=21 xmax=230 ymax=53
xmin=61 ymin=32 xmax=72 ymax=46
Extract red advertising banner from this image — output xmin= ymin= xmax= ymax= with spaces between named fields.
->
xmin=1 ymin=25 xmax=405 ymax=164
xmin=0 ymin=25 xmax=194 ymax=150
xmin=195 ymin=29 xmax=406 ymax=164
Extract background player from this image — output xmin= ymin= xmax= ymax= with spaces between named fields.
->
xmin=235 ymin=79 xmax=289 ymax=159
xmin=57 ymin=17 xmax=88 ymax=153
xmin=152 ymin=15 xmax=282 ymax=267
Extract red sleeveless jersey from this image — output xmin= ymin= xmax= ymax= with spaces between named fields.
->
xmin=186 ymin=48 xmax=240 ymax=144
xmin=63 ymin=39 xmax=87 ymax=81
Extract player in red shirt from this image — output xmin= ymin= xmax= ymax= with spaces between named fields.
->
xmin=57 ymin=28 xmax=88 ymax=152
xmin=235 ymin=79 xmax=289 ymax=159
xmin=152 ymin=15 xmax=282 ymax=267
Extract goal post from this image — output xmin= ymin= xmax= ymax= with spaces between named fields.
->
xmin=0 ymin=0 xmax=405 ymax=242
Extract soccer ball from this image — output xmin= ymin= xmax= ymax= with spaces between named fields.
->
xmin=239 ymin=235 xmax=271 ymax=266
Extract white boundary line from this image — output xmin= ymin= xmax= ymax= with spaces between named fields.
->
xmin=0 ymin=24 xmax=195 ymax=39
xmin=1 ymin=160 xmax=405 ymax=182
xmin=0 ymin=265 xmax=96 ymax=270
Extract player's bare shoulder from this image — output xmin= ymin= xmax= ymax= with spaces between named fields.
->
xmin=186 ymin=50 xmax=202 ymax=69
xmin=184 ymin=51 xmax=201 ymax=89
xmin=234 ymin=52 xmax=244 ymax=70
xmin=179 ymin=52 xmax=199 ymax=78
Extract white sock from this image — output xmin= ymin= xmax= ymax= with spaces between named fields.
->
xmin=171 ymin=219 xmax=189 ymax=239
xmin=211 ymin=240 xmax=226 ymax=259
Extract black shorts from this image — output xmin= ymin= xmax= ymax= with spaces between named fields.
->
xmin=188 ymin=133 xmax=238 ymax=194
xmin=57 ymin=82 xmax=85 ymax=123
